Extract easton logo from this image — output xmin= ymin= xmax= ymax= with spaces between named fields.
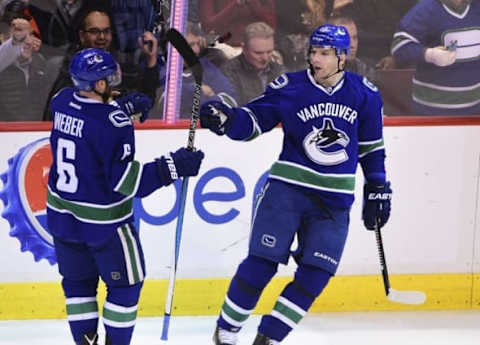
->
xmin=368 ymin=193 xmax=391 ymax=201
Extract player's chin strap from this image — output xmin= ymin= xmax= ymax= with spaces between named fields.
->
xmin=310 ymin=57 xmax=345 ymax=86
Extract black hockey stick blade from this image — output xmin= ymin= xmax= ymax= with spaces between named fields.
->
xmin=166 ymin=28 xmax=202 ymax=83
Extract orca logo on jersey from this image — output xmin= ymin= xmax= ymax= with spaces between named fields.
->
xmin=303 ymin=118 xmax=350 ymax=166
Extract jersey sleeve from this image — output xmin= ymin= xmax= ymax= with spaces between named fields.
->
xmin=358 ymin=80 xmax=387 ymax=184
xmin=226 ymin=74 xmax=290 ymax=141
xmin=101 ymin=108 xmax=168 ymax=198
xmin=391 ymin=1 xmax=433 ymax=66
xmin=97 ymin=108 xmax=141 ymax=198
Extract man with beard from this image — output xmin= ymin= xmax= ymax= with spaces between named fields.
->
xmin=47 ymin=48 xmax=204 ymax=345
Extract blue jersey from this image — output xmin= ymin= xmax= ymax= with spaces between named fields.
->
xmin=47 ymin=88 xmax=144 ymax=245
xmin=227 ymin=70 xmax=386 ymax=209
xmin=391 ymin=0 xmax=480 ymax=112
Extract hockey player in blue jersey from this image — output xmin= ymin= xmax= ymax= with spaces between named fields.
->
xmin=199 ymin=24 xmax=393 ymax=345
xmin=47 ymin=48 xmax=204 ymax=345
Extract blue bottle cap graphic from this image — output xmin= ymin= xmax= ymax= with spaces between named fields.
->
xmin=0 ymin=137 xmax=56 ymax=265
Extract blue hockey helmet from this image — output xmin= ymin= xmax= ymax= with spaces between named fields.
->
xmin=69 ymin=48 xmax=120 ymax=91
xmin=309 ymin=24 xmax=350 ymax=56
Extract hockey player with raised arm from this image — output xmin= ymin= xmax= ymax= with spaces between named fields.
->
xmin=199 ymin=24 xmax=392 ymax=345
xmin=47 ymin=48 xmax=204 ymax=345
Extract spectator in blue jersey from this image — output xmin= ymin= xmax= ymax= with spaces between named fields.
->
xmin=221 ymin=21 xmax=285 ymax=106
xmin=155 ymin=21 xmax=237 ymax=119
xmin=42 ymin=5 xmax=160 ymax=120
xmin=47 ymin=48 xmax=204 ymax=345
xmin=199 ymin=24 xmax=392 ymax=345
xmin=391 ymin=0 xmax=480 ymax=115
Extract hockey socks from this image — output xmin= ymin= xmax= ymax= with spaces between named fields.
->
xmin=218 ymin=255 xmax=278 ymax=332
xmin=103 ymin=283 xmax=142 ymax=345
xmin=63 ymin=278 xmax=100 ymax=343
xmin=258 ymin=264 xmax=331 ymax=341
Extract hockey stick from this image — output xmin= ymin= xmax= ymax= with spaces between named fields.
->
xmin=374 ymin=223 xmax=426 ymax=305
xmin=161 ymin=28 xmax=203 ymax=341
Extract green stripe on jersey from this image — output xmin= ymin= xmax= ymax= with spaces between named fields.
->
xmin=359 ymin=139 xmax=384 ymax=157
xmin=116 ymin=161 xmax=141 ymax=197
xmin=413 ymin=81 xmax=480 ymax=108
xmin=47 ymin=190 xmax=133 ymax=223
xmin=269 ymin=161 xmax=355 ymax=194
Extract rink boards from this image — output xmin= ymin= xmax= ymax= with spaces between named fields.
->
xmin=0 ymin=120 xmax=479 ymax=319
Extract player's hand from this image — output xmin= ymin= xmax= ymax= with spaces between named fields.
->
xmin=171 ymin=148 xmax=205 ymax=177
xmin=199 ymin=100 xmax=236 ymax=135
xmin=115 ymin=92 xmax=152 ymax=123
xmin=21 ymin=34 xmax=41 ymax=59
xmin=362 ymin=181 xmax=392 ymax=230
xmin=155 ymin=148 xmax=205 ymax=185
xmin=424 ymin=46 xmax=456 ymax=67
xmin=139 ymin=31 xmax=158 ymax=67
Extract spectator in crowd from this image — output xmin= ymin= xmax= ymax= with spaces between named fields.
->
xmin=332 ymin=0 xmax=417 ymax=69
xmin=155 ymin=21 xmax=237 ymax=119
xmin=110 ymin=0 xmax=155 ymax=53
xmin=199 ymin=0 xmax=276 ymax=51
xmin=274 ymin=0 xmax=332 ymax=72
xmin=0 ymin=17 xmax=51 ymax=121
xmin=1 ymin=0 xmax=83 ymax=54
xmin=42 ymin=5 xmax=160 ymax=120
xmin=221 ymin=21 xmax=285 ymax=106
xmin=188 ymin=0 xmax=200 ymax=24
xmin=329 ymin=15 xmax=376 ymax=82
xmin=391 ymin=0 xmax=480 ymax=115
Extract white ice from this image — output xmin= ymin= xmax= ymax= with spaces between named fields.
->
xmin=1 ymin=311 xmax=480 ymax=345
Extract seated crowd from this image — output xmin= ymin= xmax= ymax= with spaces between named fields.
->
xmin=0 ymin=0 xmax=478 ymax=121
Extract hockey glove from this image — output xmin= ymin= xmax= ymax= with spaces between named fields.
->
xmin=362 ymin=181 xmax=392 ymax=230
xmin=424 ymin=47 xmax=456 ymax=67
xmin=155 ymin=147 xmax=205 ymax=185
xmin=199 ymin=100 xmax=236 ymax=135
xmin=116 ymin=92 xmax=153 ymax=123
